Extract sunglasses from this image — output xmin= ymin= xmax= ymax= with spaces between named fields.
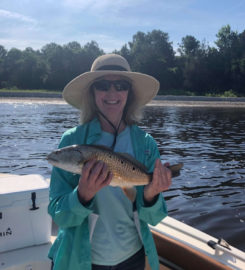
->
xmin=92 ymin=79 xmax=132 ymax=92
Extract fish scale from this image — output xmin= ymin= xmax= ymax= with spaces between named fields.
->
xmin=79 ymin=147 xmax=151 ymax=186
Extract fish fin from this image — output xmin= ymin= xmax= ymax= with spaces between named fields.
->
xmin=168 ymin=163 xmax=184 ymax=178
xmin=121 ymin=187 xmax=137 ymax=202
xmin=117 ymin=152 xmax=149 ymax=172
xmin=90 ymin=144 xmax=113 ymax=151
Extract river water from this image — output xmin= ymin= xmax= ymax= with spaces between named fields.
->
xmin=0 ymin=102 xmax=245 ymax=251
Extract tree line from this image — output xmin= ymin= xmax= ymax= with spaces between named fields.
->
xmin=0 ymin=25 xmax=244 ymax=96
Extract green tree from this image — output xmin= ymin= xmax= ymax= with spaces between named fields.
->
xmin=1 ymin=27 xmax=245 ymax=95
xmin=41 ymin=43 xmax=65 ymax=89
xmin=81 ymin=41 xmax=104 ymax=72
xmin=215 ymin=25 xmax=238 ymax=53
xmin=17 ymin=47 xmax=47 ymax=89
xmin=62 ymin=41 xmax=83 ymax=84
xmin=41 ymin=41 xmax=103 ymax=90
xmin=214 ymin=25 xmax=239 ymax=91
xmin=120 ymin=30 xmax=177 ymax=93
xmin=178 ymin=35 xmax=200 ymax=57
xmin=230 ymin=30 xmax=245 ymax=95
xmin=177 ymin=36 xmax=210 ymax=94
xmin=62 ymin=41 xmax=103 ymax=87
xmin=113 ymin=44 xmax=132 ymax=64
xmin=0 ymin=45 xmax=7 ymax=88
xmin=4 ymin=48 xmax=23 ymax=88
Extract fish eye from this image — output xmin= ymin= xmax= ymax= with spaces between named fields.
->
xmin=121 ymin=161 xmax=124 ymax=164
xmin=132 ymin=167 xmax=135 ymax=170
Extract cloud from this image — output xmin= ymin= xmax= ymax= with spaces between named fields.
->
xmin=62 ymin=0 xmax=159 ymax=29
xmin=0 ymin=8 xmax=41 ymax=50
xmin=1 ymin=0 xmax=244 ymax=52
xmin=63 ymin=0 xmax=142 ymax=12
xmin=0 ymin=9 xmax=37 ymax=24
xmin=61 ymin=0 xmax=195 ymax=30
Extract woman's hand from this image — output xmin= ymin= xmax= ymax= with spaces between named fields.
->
xmin=77 ymin=159 xmax=113 ymax=205
xmin=144 ymin=159 xmax=172 ymax=204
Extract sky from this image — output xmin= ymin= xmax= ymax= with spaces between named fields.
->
xmin=0 ymin=0 xmax=245 ymax=53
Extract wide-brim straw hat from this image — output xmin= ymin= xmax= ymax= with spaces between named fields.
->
xmin=63 ymin=54 xmax=160 ymax=110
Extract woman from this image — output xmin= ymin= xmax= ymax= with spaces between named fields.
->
xmin=48 ymin=54 xmax=172 ymax=270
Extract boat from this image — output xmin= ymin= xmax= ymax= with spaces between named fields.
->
xmin=148 ymin=217 xmax=245 ymax=270
xmin=0 ymin=173 xmax=244 ymax=270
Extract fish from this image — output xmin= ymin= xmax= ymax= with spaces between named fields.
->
xmin=47 ymin=144 xmax=183 ymax=188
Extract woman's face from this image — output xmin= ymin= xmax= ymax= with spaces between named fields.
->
xmin=93 ymin=75 xmax=129 ymax=123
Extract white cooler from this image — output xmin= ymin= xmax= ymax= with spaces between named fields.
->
xmin=0 ymin=174 xmax=51 ymax=253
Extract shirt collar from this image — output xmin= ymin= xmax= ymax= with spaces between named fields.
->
xmin=86 ymin=118 xmax=102 ymax=144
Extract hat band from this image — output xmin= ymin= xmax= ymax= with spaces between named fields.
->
xmin=96 ymin=65 xmax=128 ymax=71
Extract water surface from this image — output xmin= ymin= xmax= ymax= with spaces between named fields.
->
xmin=1 ymin=103 xmax=244 ymax=251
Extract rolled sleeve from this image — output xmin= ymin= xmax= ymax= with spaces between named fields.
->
xmin=136 ymin=187 xmax=168 ymax=226
xmin=69 ymin=187 xmax=94 ymax=216
xmin=138 ymin=193 xmax=167 ymax=226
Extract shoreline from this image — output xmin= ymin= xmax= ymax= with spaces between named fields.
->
xmin=1 ymin=92 xmax=245 ymax=107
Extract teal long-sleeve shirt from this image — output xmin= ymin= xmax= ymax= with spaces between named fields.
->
xmin=48 ymin=118 xmax=168 ymax=270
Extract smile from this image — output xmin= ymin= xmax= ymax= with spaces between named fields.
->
xmin=104 ymin=100 xmax=119 ymax=105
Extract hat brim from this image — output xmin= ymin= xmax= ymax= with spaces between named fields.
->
xmin=63 ymin=71 xmax=159 ymax=110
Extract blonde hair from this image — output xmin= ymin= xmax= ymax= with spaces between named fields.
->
xmin=79 ymin=83 xmax=143 ymax=125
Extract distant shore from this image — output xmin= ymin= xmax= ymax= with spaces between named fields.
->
xmin=1 ymin=91 xmax=245 ymax=107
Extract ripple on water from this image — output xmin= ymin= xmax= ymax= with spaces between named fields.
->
xmin=1 ymin=103 xmax=245 ymax=251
